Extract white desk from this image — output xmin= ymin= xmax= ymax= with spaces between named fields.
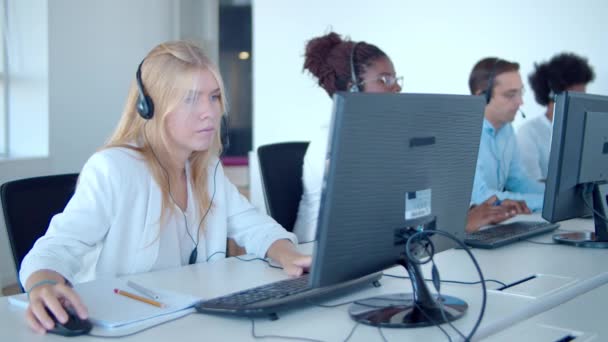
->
xmin=0 ymin=260 xmax=534 ymax=341
xmin=1 ymin=215 xmax=606 ymax=341
xmin=487 ymin=282 xmax=608 ymax=341
xmin=420 ymin=216 xmax=605 ymax=293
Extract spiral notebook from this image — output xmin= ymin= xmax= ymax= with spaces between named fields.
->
xmin=9 ymin=278 xmax=201 ymax=336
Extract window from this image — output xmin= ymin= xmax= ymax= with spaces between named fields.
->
xmin=0 ymin=0 xmax=7 ymax=155
xmin=219 ymin=0 xmax=252 ymax=159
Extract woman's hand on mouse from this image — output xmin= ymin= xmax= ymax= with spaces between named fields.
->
xmin=24 ymin=270 xmax=88 ymax=334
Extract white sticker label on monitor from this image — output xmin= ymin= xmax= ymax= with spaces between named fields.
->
xmin=405 ymin=189 xmax=432 ymax=220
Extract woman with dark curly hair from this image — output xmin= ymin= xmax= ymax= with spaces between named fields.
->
xmin=518 ymin=53 xmax=595 ymax=180
xmin=293 ymin=32 xmax=403 ymax=242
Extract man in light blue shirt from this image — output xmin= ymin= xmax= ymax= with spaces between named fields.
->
xmin=468 ymin=57 xmax=545 ymax=211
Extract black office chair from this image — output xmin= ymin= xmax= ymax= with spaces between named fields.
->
xmin=257 ymin=142 xmax=309 ymax=232
xmin=0 ymin=173 xmax=79 ymax=276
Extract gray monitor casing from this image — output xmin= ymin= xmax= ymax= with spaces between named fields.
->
xmin=543 ymin=92 xmax=608 ymax=223
xmin=311 ymin=93 xmax=485 ymax=288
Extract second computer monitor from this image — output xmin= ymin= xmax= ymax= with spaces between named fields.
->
xmin=543 ymin=92 xmax=608 ymax=247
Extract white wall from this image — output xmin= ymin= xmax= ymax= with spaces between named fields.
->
xmin=0 ymin=0 xmax=179 ymax=289
xmin=250 ymin=0 xmax=608 ymax=209
xmin=47 ymin=0 xmax=178 ymax=174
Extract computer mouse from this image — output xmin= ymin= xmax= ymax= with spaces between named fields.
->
xmin=45 ymin=307 xmax=93 ymax=336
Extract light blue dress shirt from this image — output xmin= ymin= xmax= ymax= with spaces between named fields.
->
xmin=471 ymin=119 xmax=545 ymax=211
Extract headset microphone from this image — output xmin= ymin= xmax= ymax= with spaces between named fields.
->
xmin=519 ymin=109 xmax=527 ymax=119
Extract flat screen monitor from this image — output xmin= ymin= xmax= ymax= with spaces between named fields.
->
xmin=542 ymin=92 xmax=608 ymax=248
xmin=311 ymin=92 xmax=485 ymax=327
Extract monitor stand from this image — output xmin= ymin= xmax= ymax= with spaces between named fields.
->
xmin=553 ymin=183 xmax=608 ymax=248
xmin=348 ymin=257 xmax=468 ymax=328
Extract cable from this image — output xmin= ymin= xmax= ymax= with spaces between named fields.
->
xmin=581 ymin=187 xmax=608 ymax=223
xmin=205 ymin=251 xmax=283 ymax=270
xmin=377 ymin=327 xmax=388 ymax=342
xmin=308 ymin=299 xmax=356 ymax=308
xmin=405 ymin=229 xmax=487 ymax=342
xmin=143 ymin=121 xmax=220 ymax=265
xmin=431 ymin=258 xmax=466 ymax=342
xmin=414 ymin=301 xmax=453 ymax=342
xmin=187 ymin=159 xmax=220 ymax=263
xmin=342 ymin=322 xmax=360 ymax=342
xmin=408 ymin=236 xmax=465 ymax=341
xmin=382 ymin=273 xmax=507 ymax=288
xmin=234 ymin=256 xmax=283 ymax=270
xmin=250 ymin=318 xmax=325 ymax=342
xmin=205 ymin=250 xmax=283 ymax=269
xmin=205 ymin=251 xmax=227 ymax=262
xmin=405 ymin=233 xmax=435 ymax=266
xmin=250 ymin=317 xmax=361 ymax=342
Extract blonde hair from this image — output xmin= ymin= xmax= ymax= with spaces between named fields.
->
xmin=104 ymin=40 xmax=228 ymax=229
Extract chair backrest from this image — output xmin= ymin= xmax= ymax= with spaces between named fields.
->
xmin=0 ymin=173 xmax=79 ymax=273
xmin=257 ymin=142 xmax=309 ymax=232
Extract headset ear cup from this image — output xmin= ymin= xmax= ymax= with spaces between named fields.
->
xmin=137 ymin=95 xmax=154 ymax=119
xmin=484 ymin=90 xmax=491 ymax=104
xmin=144 ymin=96 xmax=154 ymax=119
xmin=135 ymin=59 xmax=155 ymax=120
xmin=484 ymin=58 xmax=500 ymax=105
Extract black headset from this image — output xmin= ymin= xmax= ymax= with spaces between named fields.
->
xmin=137 ymin=58 xmax=227 ymax=265
xmin=135 ymin=59 xmax=230 ymax=151
xmin=482 ymin=58 xmax=502 ymax=104
xmin=349 ymin=42 xmax=361 ymax=93
xmin=481 ymin=57 xmax=527 ymax=119
xmin=136 ymin=60 xmax=155 ymax=119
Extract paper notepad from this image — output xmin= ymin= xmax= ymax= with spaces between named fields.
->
xmin=9 ymin=278 xmax=201 ymax=335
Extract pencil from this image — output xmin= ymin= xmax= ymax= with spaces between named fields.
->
xmin=113 ymin=288 xmax=165 ymax=308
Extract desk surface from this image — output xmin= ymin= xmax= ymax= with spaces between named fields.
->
xmin=1 ymin=215 xmax=606 ymax=341
xmin=487 ymin=282 xmax=608 ymax=341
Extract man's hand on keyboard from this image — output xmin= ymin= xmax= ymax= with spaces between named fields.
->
xmin=266 ymin=239 xmax=312 ymax=277
xmin=499 ymin=199 xmax=531 ymax=215
xmin=466 ymin=196 xmax=516 ymax=233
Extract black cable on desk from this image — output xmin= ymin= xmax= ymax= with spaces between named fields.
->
xmin=250 ymin=318 xmax=325 ymax=342
xmin=234 ymin=256 xmax=283 ymax=269
xmin=342 ymin=322 xmax=360 ymax=342
xmin=414 ymin=300 xmax=453 ymax=342
xmin=382 ymin=273 xmax=507 ymax=288
xmin=377 ymin=327 xmax=389 ymax=342
xmin=405 ymin=229 xmax=487 ymax=342
xmin=205 ymin=251 xmax=283 ymax=269
xmin=250 ymin=318 xmax=361 ymax=342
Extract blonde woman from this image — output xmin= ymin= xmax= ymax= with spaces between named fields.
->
xmin=21 ymin=41 xmax=311 ymax=333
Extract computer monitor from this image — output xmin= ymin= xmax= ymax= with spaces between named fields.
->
xmin=542 ymin=92 xmax=608 ymax=248
xmin=311 ymin=92 xmax=485 ymax=327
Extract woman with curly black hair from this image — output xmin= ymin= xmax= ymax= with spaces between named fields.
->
xmin=518 ymin=53 xmax=595 ymax=181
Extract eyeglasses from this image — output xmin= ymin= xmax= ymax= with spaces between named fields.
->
xmin=360 ymin=75 xmax=404 ymax=89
